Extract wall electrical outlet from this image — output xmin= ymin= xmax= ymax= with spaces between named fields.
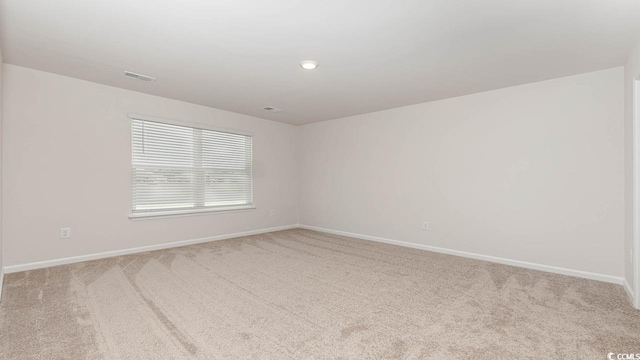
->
xmin=60 ymin=228 xmax=71 ymax=239
xmin=422 ymin=221 xmax=430 ymax=231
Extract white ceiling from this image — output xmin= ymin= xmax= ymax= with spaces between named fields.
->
xmin=2 ymin=0 xmax=640 ymax=125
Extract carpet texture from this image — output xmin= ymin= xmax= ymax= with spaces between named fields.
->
xmin=0 ymin=229 xmax=638 ymax=359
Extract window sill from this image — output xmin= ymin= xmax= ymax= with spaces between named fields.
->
xmin=129 ymin=206 xmax=256 ymax=220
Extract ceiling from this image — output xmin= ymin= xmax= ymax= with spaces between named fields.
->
xmin=2 ymin=0 xmax=640 ymax=125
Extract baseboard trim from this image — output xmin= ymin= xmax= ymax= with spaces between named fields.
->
xmin=0 ymin=268 xmax=4 ymax=301
xmin=2 ymin=224 xmax=626 ymax=289
xmin=3 ymin=225 xmax=298 ymax=274
xmin=623 ymin=278 xmax=636 ymax=306
xmin=298 ymin=224 xmax=624 ymax=285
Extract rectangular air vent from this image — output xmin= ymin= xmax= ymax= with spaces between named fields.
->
xmin=263 ymin=106 xmax=282 ymax=112
xmin=123 ymin=71 xmax=156 ymax=82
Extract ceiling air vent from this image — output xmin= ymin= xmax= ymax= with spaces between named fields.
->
xmin=263 ymin=106 xmax=282 ymax=112
xmin=123 ymin=71 xmax=156 ymax=82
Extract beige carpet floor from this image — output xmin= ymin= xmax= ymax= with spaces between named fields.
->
xmin=0 ymin=229 xmax=639 ymax=359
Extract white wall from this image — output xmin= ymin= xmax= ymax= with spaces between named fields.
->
xmin=625 ymin=36 xmax=640 ymax=303
xmin=0 ymin=45 xmax=4 ymax=290
xmin=2 ymin=64 xmax=298 ymax=267
xmin=0 ymin=63 xmax=628 ymax=284
xmin=298 ymin=67 xmax=625 ymax=278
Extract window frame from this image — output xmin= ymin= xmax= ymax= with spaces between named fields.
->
xmin=128 ymin=113 xmax=255 ymax=219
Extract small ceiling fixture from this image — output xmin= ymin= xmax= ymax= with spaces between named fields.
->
xmin=299 ymin=60 xmax=319 ymax=70
xmin=123 ymin=71 xmax=156 ymax=82
xmin=263 ymin=106 xmax=283 ymax=112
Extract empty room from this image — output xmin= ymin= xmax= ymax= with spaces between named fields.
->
xmin=1 ymin=0 xmax=640 ymax=359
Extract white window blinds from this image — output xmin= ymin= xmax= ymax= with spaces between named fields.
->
xmin=131 ymin=118 xmax=253 ymax=215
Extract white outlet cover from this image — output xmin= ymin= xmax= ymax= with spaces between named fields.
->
xmin=60 ymin=227 xmax=71 ymax=239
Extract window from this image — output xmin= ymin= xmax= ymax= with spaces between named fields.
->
xmin=131 ymin=116 xmax=253 ymax=216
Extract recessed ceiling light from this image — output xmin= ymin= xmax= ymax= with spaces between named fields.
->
xmin=299 ymin=60 xmax=319 ymax=70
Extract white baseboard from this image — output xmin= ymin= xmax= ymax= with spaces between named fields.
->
xmin=1 ymin=223 xmax=626 ymax=291
xmin=3 ymin=225 xmax=297 ymax=274
xmin=0 ymin=268 xmax=4 ymax=301
xmin=298 ymin=224 xmax=624 ymax=285
xmin=623 ymin=278 xmax=636 ymax=306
